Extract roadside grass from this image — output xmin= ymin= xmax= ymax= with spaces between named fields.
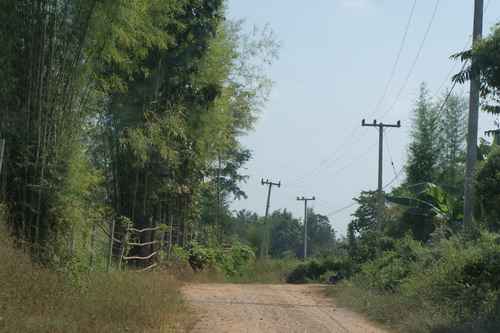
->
xmin=0 ymin=224 xmax=194 ymax=333
xmin=323 ymin=281 xmax=447 ymax=332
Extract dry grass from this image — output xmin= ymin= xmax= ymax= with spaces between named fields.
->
xmin=322 ymin=281 xmax=474 ymax=333
xmin=0 ymin=223 xmax=194 ymax=333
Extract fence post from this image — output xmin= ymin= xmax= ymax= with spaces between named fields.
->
xmin=168 ymin=213 xmax=173 ymax=260
xmin=88 ymin=221 xmax=97 ymax=270
xmin=0 ymin=138 xmax=5 ymax=175
xmin=106 ymin=219 xmax=115 ymax=273
xmin=118 ymin=228 xmax=129 ymax=270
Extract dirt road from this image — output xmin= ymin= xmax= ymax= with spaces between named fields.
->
xmin=181 ymin=283 xmax=387 ymax=333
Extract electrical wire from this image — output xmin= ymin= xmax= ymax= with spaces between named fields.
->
xmin=364 ymin=0 xmax=418 ymax=121
xmin=324 ymin=167 xmax=404 ymax=218
xmin=433 ymin=0 xmax=493 ymax=115
xmin=379 ymin=0 xmax=440 ymax=121
xmin=384 ymin=129 xmax=398 ymax=178
xmin=283 ymin=1 xmax=419 ymax=186
xmin=284 ymin=140 xmax=378 ymax=189
xmin=325 ymin=202 xmax=358 ymax=217
xmin=285 ymin=128 xmax=370 ymax=186
xmin=284 ymin=126 xmax=362 ymax=186
xmin=382 ymin=168 xmax=404 ymax=190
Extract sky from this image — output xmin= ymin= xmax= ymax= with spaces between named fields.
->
xmin=225 ymin=0 xmax=500 ymax=237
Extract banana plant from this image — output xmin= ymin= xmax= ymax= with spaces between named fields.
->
xmin=387 ymin=182 xmax=464 ymax=226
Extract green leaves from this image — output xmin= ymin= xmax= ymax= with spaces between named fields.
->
xmin=387 ymin=182 xmax=464 ymax=236
xmin=451 ymin=23 xmax=500 ymax=115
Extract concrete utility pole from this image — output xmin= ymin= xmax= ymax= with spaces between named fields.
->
xmin=297 ymin=196 xmax=315 ymax=261
xmin=464 ymin=0 xmax=483 ymax=230
xmin=259 ymin=179 xmax=280 ymax=259
xmin=361 ymin=119 xmax=401 ymax=260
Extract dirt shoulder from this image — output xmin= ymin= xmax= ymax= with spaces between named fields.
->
xmin=181 ymin=283 xmax=388 ymax=333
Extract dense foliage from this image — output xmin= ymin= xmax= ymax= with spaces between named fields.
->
xmin=452 ymin=23 xmax=500 ymax=115
xmin=0 ymin=0 xmax=278 ymax=266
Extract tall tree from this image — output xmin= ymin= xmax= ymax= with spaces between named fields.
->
xmin=436 ymin=91 xmax=468 ymax=187
xmin=405 ymin=83 xmax=441 ymax=185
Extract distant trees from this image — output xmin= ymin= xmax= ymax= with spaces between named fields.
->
xmin=230 ymin=208 xmax=337 ymax=260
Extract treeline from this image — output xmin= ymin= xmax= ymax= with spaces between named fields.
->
xmin=0 ymin=0 xmax=278 ymax=263
xmin=231 ymin=208 xmax=337 ymax=260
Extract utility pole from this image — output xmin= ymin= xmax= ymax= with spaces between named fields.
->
xmin=464 ymin=0 xmax=483 ymax=230
xmin=361 ymin=119 xmax=401 ymax=260
xmin=297 ymin=196 xmax=315 ymax=261
xmin=259 ymin=179 xmax=280 ymax=259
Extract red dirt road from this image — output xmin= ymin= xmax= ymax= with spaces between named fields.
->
xmin=181 ymin=283 xmax=388 ymax=333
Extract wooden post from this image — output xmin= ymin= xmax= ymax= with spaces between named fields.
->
xmin=0 ymin=138 xmax=5 ymax=175
xmin=88 ymin=221 xmax=97 ymax=270
xmin=106 ymin=219 xmax=115 ymax=273
xmin=118 ymin=228 xmax=129 ymax=270
xmin=168 ymin=213 xmax=173 ymax=260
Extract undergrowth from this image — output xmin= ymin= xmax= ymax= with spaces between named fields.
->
xmin=0 ymin=222 xmax=193 ymax=333
xmin=324 ymin=232 xmax=500 ymax=333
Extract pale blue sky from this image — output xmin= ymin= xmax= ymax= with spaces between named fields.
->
xmin=226 ymin=0 xmax=500 ymax=237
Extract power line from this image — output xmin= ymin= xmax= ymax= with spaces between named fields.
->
xmin=325 ymin=202 xmax=357 ymax=217
xmin=285 ymin=128 xmax=370 ymax=186
xmin=324 ymin=167 xmax=404 ymax=218
xmin=379 ymin=0 xmax=440 ymax=121
xmin=365 ymin=0 xmax=418 ymax=121
xmin=384 ymin=129 xmax=398 ymax=178
xmin=285 ymin=127 xmax=362 ymax=186
xmin=284 ymin=1 xmax=419 ymax=186
xmin=284 ymin=140 xmax=378 ymax=189
xmin=382 ymin=168 xmax=404 ymax=190
xmin=288 ymin=1 xmax=440 ymax=190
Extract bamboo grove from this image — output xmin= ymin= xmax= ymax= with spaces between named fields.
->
xmin=0 ymin=0 xmax=278 ymax=262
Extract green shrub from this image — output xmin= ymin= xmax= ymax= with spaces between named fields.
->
xmin=286 ymin=256 xmax=351 ymax=284
xmin=216 ymin=242 xmax=255 ymax=277
xmin=232 ymin=257 xmax=300 ymax=283
xmin=356 ymin=235 xmax=429 ymax=292
xmin=331 ymin=231 xmax=499 ymax=332
xmin=184 ymin=240 xmax=216 ymax=271
xmin=402 ymin=231 xmax=500 ymax=330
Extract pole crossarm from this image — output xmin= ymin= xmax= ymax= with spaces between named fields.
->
xmin=259 ymin=179 xmax=281 ymax=259
xmin=361 ymin=119 xmax=401 ymax=128
xmin=361 ymin=119 xmax=401 ymax=260
xmin=297 ymin=196 xmax=315 ymax=261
